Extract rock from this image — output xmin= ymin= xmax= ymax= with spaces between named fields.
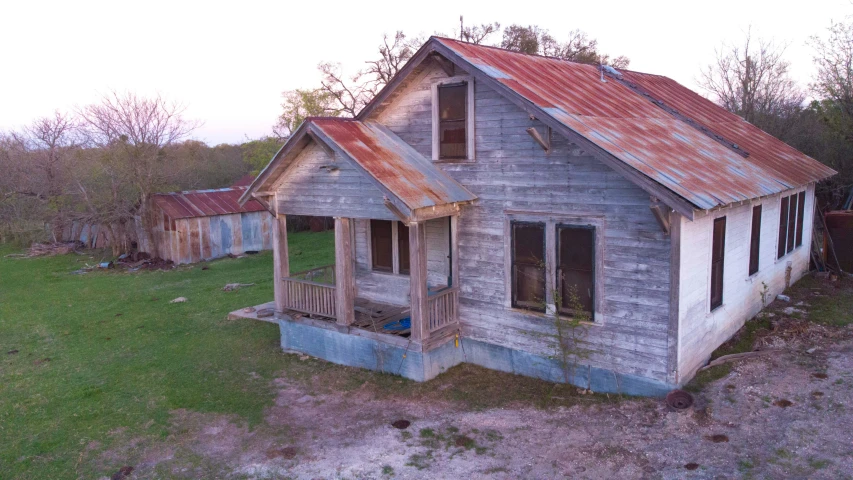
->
xmin=806 ymin=347 xmax=818 ymax=354
xmin=169 ymin=297 xmax=188 ymax=304
xmin=256 ymin=308 xmax=274 ymax=318
xmin=243 ymin=307 xmax=257 ymax=313
xmin=777 ymin=294 xmax=791 ymax=302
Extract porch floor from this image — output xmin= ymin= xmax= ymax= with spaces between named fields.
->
xmin=228 ymin=298 xmax=411 ymax=337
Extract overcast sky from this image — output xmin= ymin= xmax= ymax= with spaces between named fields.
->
xmin=1 ymin=0 xmax=850 ymax=145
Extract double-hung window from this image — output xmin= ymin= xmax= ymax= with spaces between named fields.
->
xmin=748 ymin=205 xmax=762 ymax=276
xmin=510 ymin=221 xmax=597 ymax=319
xmin=370 ymin=220 xmax=410 ymax=274
xmin=557 ymin=225 xmax=595 ymax=316
xmin=511 ymin=222 xmax=546 ymax=311
xmin=432 ymin=77 xmax=474 ymax=161
xmin=710 ymin=217 xmax=726 ymax=311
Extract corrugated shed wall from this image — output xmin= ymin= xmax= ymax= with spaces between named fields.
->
xmin=158 ymin=211 xmax=273 ymax=264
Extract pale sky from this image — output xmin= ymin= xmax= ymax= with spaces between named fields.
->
xmin=1 ymin=0 xmax=850 ymax=145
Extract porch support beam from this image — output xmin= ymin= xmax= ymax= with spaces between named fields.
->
xmin=273 ymin=214 xmax=289 ymax=313
xmin=408 ymin=220 xmax=429 ymax=343
xmin=334 ymin=217 xmax=356 ymax=326
xmin=450 ymin=215 xmax=460 ymax=289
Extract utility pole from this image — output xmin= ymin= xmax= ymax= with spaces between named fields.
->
xmin=460 ymin=16 xmax=463 ymax=41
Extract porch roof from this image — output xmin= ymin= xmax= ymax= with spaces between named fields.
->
xmin=240 ymin=118 xmax=475 ymax=214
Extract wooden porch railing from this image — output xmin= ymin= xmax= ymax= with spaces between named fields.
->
xmin=427 ymin=287 xmax=459 ymax=332
xmin=281 ymin=265 xmax=337 ymax=318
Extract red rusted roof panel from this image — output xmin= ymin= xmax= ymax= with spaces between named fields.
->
xmin=435 ymin=37 xmax=836 ymax=210
xmin=309 ymin=118 xmax=476 ymax=210
xmin=152 ymin=186 xmax=267 ymax=219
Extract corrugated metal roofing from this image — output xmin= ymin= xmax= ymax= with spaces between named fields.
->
xmin=309 ymin=118 xmax=476 ymax=210
xmin=153 ymin=186 xmax=267 ymax=219
xmin=434 ymin=37 xmax=836 ymax=210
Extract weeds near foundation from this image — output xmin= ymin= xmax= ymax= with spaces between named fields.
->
xmin=550 ymin=285 xmax=594 ymax=388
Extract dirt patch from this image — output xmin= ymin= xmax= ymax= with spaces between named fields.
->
xmin=93 ymin=276 xmax=853 ymax=478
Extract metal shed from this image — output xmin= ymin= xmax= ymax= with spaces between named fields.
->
xmin=149 ymin=186 xmax=273 ymax=264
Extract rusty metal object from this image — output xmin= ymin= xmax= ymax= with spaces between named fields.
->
xmin=152 ymin=186 xmax=267 ymax=220
xmin=308 ymin=118 xmax=476 ymax=211
xmin=665 ymin=389 xmax=694 ymax=410
xmin=434 ymin=38 xmax=836 ymax=210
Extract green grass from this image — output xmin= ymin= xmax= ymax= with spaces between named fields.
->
xmin=0 ymin=228 xmax=623 ymax=478
xmin=0 ymin=231 xmax=334 ymax=479
xmin=797 ymin=276 xmax=853 ymax=326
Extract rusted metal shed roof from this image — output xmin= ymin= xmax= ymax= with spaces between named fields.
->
xmin=432 ymin=37 xmax=836 ymax=210
xmin=308 ymin=118 xmax=476 ymax=211
xmin=153 ymin=187 xmax=267 ymax=219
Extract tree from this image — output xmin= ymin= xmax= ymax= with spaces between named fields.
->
xmin=76 ymin=91 xmax=200 ymax=252
xmin=700 ymin=31 xmax=804 ymax=136
xmin=0 ymin=112 xmax=80 ymax=242
xmin=500 ymin=24 xmax=630 ymax=68
xmin=273 ymin=89 xmax=338 ymax=138
xmin=242 ymin=136 xmax=285 ymax=175
xmin=317 ymin=31 xmax=425 ymax=117
xmin=809 ymin=19 xmax=853 ymax=197
xmin=460 ymin=21 xmax=501 ymax=45
xmin=811 ymin=20 xmax=853 ymax=140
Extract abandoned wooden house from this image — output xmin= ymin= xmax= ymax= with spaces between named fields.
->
xmin=236 ymin=37 xmax=836 ymax=396
xmin=149 ymin=185 xmax=273 ymax=264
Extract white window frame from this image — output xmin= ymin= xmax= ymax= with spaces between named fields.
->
xmin=431 ymin=76 xmax=475 ymax=162
xmin=775 ymin=188 xmax=807 ymax=262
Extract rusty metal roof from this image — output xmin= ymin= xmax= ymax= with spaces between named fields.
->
xmin=308 ymin=118 xmax=476 ymax=211
xmin=153 ymin=186 xmax=267 ymax=219
xmin=433 ymin=37 xmax=836 ymax=210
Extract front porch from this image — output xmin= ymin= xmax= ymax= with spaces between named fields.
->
xmin=272 ymin=214 xmax=462 ymax=350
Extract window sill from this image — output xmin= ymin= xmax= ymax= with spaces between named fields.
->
xmin=433 ymin=157 xmax=475 ymax=164
xmin=775 ymin=245 xmax=804 ymax=263
xmin=508 ymin=306 xmax=600 ymax=326
xmin=369 ymin=270 xmax=410 ymax=278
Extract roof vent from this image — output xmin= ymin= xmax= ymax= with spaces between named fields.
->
xmin=601 ymin=65 xmax=622 ymax=79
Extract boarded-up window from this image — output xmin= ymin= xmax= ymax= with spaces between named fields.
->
xmin=371 ymin=220 xmax=393 ymax=272
xmin=777 ymin=196 xmax=789 ymax=259
xmin=511 ymin=222 xmax=545 ymax=311
xmin=795 ymin=191 xmax=806 ymax=247
xmin=711 ymin=217 xmax=726 ymax=311
xmin=557 ymin=225 xmax=595 ymax=316
xmin=438 ymin=83 xmax=467 ymax=159
xmin=749 ymin=205 xmax=762 ymax=276
xmin=398 ymin=223 xmax=410 ymax=274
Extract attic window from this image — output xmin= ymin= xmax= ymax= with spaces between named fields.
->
xmin=438 ymin=84 xmax=467 ymax=159
xmin=432 ymin=77 xmax=474 ymax=161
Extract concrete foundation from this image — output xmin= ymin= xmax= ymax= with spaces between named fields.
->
xmin=277 ymin=313 xmax=674 ymax=397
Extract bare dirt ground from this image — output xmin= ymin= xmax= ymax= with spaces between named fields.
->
xmin=100 ymin=277 xmax=853 ymax=479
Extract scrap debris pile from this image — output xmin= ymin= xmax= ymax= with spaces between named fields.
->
xmin=4 ymin=241 xmax=80 ymax=258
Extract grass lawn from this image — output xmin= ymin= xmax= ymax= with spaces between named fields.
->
xmin=1 ymin=230 xmax=614 ymax=479
xmin=0 ymin=232 xmax=335 ymax=479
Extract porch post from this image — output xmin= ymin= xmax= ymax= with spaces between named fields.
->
xmin=273 ymin=214 xmax=289 ymax=313
xmin=334 ymin=217 xmax=355 ymax=326
xmin=450 ymin=215 xmax=460 ymax=289
xmin=409 ymin=220 xmax=429 ymax=343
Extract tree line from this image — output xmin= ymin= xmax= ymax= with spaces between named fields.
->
xmin=3 ymin=19 xmax=852 ymax=248
xmin=0 ymin=92 xmax=283 ymax=246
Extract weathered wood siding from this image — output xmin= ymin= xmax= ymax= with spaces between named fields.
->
xmin=372 ymin=62 xmax=674 ymax=383
xmin=352 ymin=217 xmax=451 ymax=306
xmin=275 ymin=142 xmax=397 ymax=220
xmin=150 ymin=210 xmax=273 ymax=265
xmin=676 ymin=184 xmax=814 ymax=381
